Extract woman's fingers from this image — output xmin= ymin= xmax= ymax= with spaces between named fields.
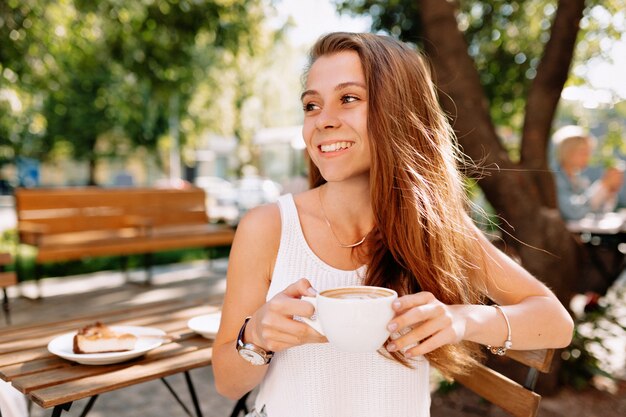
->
xmin=388 ymin=295 xmax=443 ymax=333
xmin=405 ymin=328 xmax=454 ymax=357
xmin=281 ymin=277 xmax=317 ymax=298
xmin=393 ymin=292 xmax=436 ymax=311
xmin=259 ymin=315 xmax=326 ymax=351
xmin=386 ymin=313 xmax=450 ymax=353
xmin=386 ymin=292 xmax=464 ymax=356
xmin=251 ymin=278 xmax=323 ymax=352
xmin=268 ymin=294 xmax=316 ymax=318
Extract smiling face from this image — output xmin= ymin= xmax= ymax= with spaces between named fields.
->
xmin=301 ymin=51 xmax=371 ymax=184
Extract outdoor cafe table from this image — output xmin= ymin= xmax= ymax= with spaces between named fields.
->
xmin=0 ymin=296 xmax=222 ymax=417
xmin=566 ymin=211 xmax=626 ymax=286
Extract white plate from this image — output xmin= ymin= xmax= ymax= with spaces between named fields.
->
xmin=187 ymin=312 xmax=221 ymax=339
xmin=47 ymin=325 xmax=166 ymax=365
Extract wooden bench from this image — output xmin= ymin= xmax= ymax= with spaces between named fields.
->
xmin=14 ymin=187 xmax=236 ymax=293
xmin=445 ymin=348 xmax=555 ymax=417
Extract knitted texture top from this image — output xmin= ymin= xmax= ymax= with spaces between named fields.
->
xmin=253 ymin=194 xmax=431 ymax=417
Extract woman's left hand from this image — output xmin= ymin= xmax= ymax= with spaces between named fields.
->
xmin=385 ymin=292 xmax=466 ymax=357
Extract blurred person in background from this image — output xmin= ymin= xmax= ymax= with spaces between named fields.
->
xmin=552 ymin=125 xmax=624 ymax=221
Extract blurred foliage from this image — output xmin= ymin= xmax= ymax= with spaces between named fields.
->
xmin=0 ymin=0 xmax=280 ymax=183
xmin=335 ymin=0 xmax=625 ymax=134
xmin=560 ymin=288 xmax=626 ymax=389
xmin=0 ymin=228 xmax=17 ymax=255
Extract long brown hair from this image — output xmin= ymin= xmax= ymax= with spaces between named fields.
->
xmin=305 ymin=32 xmax=484 ymax=376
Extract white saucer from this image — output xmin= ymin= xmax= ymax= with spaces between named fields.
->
xmin=187 ymin=312 xmax=221 ymax=339
xmin=47 ymin=325 xmax=166 ymax=365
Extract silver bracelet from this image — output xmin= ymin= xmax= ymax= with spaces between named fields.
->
xmin=487 ymin=304 xmax=512 ymax=356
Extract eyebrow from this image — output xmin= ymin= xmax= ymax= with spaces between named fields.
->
xmin=300 ymin=81 xmax=367 ymax=101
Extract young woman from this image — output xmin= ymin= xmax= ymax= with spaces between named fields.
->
xmin=212 ymin=32 xmax=573 ymax=417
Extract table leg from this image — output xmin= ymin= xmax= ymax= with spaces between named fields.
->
xmin=78 ymin=395 xmax=99 ymax=417
xmin=184 ymin=370 xmax=203 ymax=417
xmin=50 ymin=402 xmax=72 ymax=417
xmin=2 ymin=287 xmax=10 ymax=325
xmin=161 ymin=377 xmax=194 ymax=417
xmin=586 ymin=244 xmax=625 ymax=290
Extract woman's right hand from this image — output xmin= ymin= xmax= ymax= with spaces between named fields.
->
xmin=246 ymin=278 xmax=327 ymax=352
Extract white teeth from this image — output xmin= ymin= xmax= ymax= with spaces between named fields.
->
xmin=321 ymin=142 xmax=353 ymax=153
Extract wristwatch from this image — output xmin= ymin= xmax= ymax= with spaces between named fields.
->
xmin=236 ymin=316 xmax=274 ymax=365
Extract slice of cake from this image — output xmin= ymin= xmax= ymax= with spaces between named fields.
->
xmin=73 ymin=322 xmax=137 ymax=354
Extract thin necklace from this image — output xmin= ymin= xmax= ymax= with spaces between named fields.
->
xmin=318 ymin=186 xmax=370 ymax=248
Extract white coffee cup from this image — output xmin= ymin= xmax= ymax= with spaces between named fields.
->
xmin=300 ymin=286 xmax=397 ymax=353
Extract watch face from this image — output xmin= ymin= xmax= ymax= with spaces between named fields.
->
xmin=239 ymin=348 xmax=267 ymax=366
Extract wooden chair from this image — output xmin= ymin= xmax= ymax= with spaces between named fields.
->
xmin=447 ymin=348 xmax=555 ymax=417
xmin=230 ymin=391 xmax=252 ymax=417
xmin=0 ymin=252 xmax=17 ymax=325
xmin=231 ymin=349 xmax=554 ymax=417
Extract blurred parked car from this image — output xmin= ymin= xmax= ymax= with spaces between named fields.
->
xmin=195 ymin=175 xmax=283 ymax=222
xmin=233 ymin=176 xmax=283 ymax=212
xmin=195 ymin=176 xmax=238 ymax=206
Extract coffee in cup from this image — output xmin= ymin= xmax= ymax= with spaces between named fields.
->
xmin=300 ymin=285 xmax=397 ymax=353
xmin=322 ymin=287 xmax=392 ymax=300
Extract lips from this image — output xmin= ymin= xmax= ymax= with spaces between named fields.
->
xmin=319 ymin=141 xmax=354 ymax=153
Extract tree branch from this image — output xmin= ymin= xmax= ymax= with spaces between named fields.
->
xmin=420 ymin=0 xmax=510 ymax=172
xmin=521 ymin=0 xmax=586 ymax=168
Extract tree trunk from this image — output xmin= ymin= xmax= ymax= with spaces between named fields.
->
xmin=88 ymin=157 xmax=97 ymax=186
xmin=419 ymin=0 xmax=581 ymax=304
xmin=419 ymin=0 xmax=588 ymax=394
xmin=169 ymin=93 xmax=182 ymax=181
xmin=521 ymin=0 xmax=587 ymax=207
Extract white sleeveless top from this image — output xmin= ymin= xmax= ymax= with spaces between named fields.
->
xmin=254 ymin=194 xmax=431 ymax=417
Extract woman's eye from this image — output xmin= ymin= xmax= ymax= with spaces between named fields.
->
xmin=303 ymin=102 xmax=319 ymax=112
xmin=341 ymin=95 xmax=359 ymax=104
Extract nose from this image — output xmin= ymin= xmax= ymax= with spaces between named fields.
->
xmin=315 ymin=106 xmax=341 ymax=130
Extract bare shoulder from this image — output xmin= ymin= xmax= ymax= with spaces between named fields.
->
xmin=237 ymin=203 xmax=281 ymax=236
xmin=222 ymin=202 xmax=281 ymax=315
xmin=233 ymin=202 xmax=281 ymax=255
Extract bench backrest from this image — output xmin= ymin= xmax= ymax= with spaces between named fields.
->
xmin=446 ymin=348 xmax=555 ymax=417
xmin=15 ymin=187 xmax=209 ymax=236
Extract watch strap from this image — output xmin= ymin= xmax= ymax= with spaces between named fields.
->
xmin=237 ymin=316 xmax=274 ymax=364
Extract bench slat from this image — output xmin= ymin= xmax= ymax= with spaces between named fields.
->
xmin=452 ymin=362 xmax=541 ymax=417
xmin=506 ymin=349 xmax=554 ymax=373
xmin=34 ymin=231 xmax=233 ymax=262
xmin=16 ymin=188 xmax=205 ymax=210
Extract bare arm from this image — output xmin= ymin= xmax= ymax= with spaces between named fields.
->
xmin=386 ymin=217 xmax=574 ymax=357
xmin=456 ymin=223 xmax=574 ymax=350
xmin=212 ymin=204 xmax=325 ymax=400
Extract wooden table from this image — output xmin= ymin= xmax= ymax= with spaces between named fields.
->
xmin=0 ymin=296 xmax=221 ymax=417
xmin=567 ymin=212 xmax=626 ymax=290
